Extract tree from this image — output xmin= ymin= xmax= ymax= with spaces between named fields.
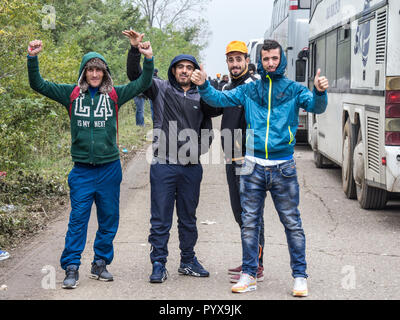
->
xmin=130 ymin=0 xmax=210 ymax=30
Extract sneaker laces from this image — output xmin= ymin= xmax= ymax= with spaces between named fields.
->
xmin=237 ymin=273 xmax=255 ymax=286
xmin=65 ymin=266 xmax=78 ymax=277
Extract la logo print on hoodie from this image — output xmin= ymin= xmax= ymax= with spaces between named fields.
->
xmin=74 ymin=93 xmax=113 ymax=124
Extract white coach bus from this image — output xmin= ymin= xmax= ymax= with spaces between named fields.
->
xmin=268 ymin=0 xmax=312 ymax=141
xmin=307 ymin=0 xmax=400 ymax=209
xmin=247 ymin=38 xmax=264 ymax=67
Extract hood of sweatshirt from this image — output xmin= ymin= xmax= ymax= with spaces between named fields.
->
xmin=168 ymin=54 xmax=200 ymax=91
xmin=257 ymin=44 xmax=287 ymax=81
xmin=78 ymin=52 xmax=113 ymax=94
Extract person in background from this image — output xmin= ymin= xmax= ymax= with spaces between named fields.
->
xmin=208 ymin=76 xmax=217 ymax=90
xmin=134 ymin=94 xmax=146 ymax=126
xmin=218 ymin=74 xmax=229 ymax=91
xmin=248 ymin=63 xmax=260 ymax=79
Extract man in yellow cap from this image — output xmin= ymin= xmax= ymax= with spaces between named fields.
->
xmin=202 ymin=40 xmax=264 ymax=283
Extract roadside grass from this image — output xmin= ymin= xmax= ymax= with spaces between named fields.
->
xmin=118 ymin=100 xmax=153 ymax=168
xmin=0 ymin=100 xmax=152 ymax=249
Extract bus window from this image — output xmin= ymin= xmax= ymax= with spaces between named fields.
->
xmin=315 ymin=36 xmax=326 ymax=76
xmin=296 ymin=59 xmax=307 ymax=82
xmin=256 ymin=43 xmax=263 ymax=66
xmin=299 ymin=0 xmax=311 ymax=9
xmin=310 ymin=0 xmax=322 ymax=18
xmin=308 ymin=42 xmax=315 ymax=89
xmin=326 ymin=30 xmax=337 ymax=88
xmin=284 ymin=0 xmax=289 ymax=17
xmin=337 ymin=28 xmax=351 ymax=89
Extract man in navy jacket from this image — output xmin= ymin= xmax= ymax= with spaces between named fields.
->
xmin=124 ymin=30 xmax=214 ymax=283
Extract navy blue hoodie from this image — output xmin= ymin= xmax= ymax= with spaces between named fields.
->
xmin=127 ymin=47 xmax=214 ymax=164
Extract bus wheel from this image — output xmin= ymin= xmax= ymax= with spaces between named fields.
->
xmin=342 ymin=119 xmax=357 ymax=199
xmin=353 ymin=128 xmax=387 ymax=209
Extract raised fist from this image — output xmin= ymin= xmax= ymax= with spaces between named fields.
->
xmin=138 ymin=41 xmax=153 ymax=60
xmin=28 ymin=40 xmax=43 ymax=56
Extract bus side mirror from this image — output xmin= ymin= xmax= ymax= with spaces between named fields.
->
xmin=296 ymin=59 xmax=307 ymax=83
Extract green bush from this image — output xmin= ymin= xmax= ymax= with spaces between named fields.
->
xmin=0 ymin=0 xmax=206 ymax=248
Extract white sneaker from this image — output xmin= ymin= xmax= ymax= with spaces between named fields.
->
xmin=231 ymin=273 xmax=257 ymax=293
xmin=292 ymin=277 xmax=308 ymax=297
xmin=0 ymin=250 xmax=10 ymax=261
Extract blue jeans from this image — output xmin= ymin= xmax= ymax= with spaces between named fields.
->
xmin=149 ymin=162 xmax=202 ymax=264
xmin=134 ymin=96 xmax=145 ymax=126
xmin=239 ymin=159 xmax=307 ymax=278
xmin=60 ymin=160 xmax=122 ymax=269
xmin=226 ymin=161 xmax=264 ymax=265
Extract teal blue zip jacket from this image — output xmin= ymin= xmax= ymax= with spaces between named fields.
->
xmin=198 ymin=46 xmax=327 ymax=160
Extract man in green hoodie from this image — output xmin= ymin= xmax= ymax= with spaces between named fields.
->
xmin=27 ymin=39 xmax=154 ymax=289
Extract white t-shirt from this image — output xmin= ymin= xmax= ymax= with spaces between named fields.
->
xmin=245 ymin=155 xmax=292 ymax=167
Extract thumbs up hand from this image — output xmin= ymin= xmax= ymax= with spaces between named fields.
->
xmin=314 ymin=68 xmax=329 ymax=92
xmin=191 ymin=64 xmax=207 ymax=86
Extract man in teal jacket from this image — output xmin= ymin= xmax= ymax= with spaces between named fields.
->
xmin=27 ymin=39 xmax=154 ymax=289
xmin=191 ymin=39 xmax=329 ymax=296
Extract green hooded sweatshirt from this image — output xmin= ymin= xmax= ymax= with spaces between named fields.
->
xmin=28 ymin=52 xmax=154 ymax=165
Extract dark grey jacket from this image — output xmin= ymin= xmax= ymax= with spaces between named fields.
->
xmin=127 ymin=46 xmax=214 ymax=164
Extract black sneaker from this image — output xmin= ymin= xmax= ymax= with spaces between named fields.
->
xmin=178 ymin=257 xmax=209 ymax=277
xmin=90 ymin=259 xmax=113 ymax=281
xmin=149 ymin=261 xmax=168 ymax=283
xmin=62 ymin=265 xmax=79 ymax=289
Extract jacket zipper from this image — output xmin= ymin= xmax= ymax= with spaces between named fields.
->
xmin=90 ymin=96 xmax=94 ymax=164
xmin=246 ymin=123 xmax=250 ymax=145
xmin=288 ymin=126 xmax=294 ymax=145
xmin=265 ymin=75 xmax=272 ymax=159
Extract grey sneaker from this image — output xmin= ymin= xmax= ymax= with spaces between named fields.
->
xmin=90 ymin=259 xmax=113 ymax=281
xmin=62 ymin=265 xmax=79 ymax=289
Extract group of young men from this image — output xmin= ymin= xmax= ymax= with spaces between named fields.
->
xmin=26 ymin=28 xmax=328 ymax=296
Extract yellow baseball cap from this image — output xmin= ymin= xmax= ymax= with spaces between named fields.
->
xmin=226 ymin=41 xmax=248 ymax=55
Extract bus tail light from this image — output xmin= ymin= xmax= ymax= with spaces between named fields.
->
xmin=289 ymin=0 xmax=298 ymax=10
xmin=385 ymin=132 xmax=400 ymax=146
xmin=386 ymin=91 xmax=400 ymax=104
xmin=385 ymin=104 xmax=400 ymax=118
xmin=385 ymin=77 xmax=400 ymax=146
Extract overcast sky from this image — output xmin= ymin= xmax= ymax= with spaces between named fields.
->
xmin=201 ymin=0 xmax=274 ymax=78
